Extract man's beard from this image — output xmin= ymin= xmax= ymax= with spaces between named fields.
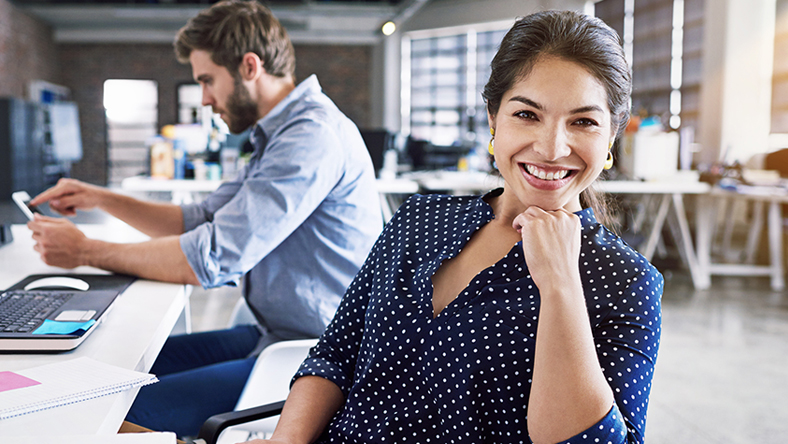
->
xmin=223 ymin=75 xmax=259 ymax=134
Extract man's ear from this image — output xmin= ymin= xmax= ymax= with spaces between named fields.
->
xmin=238 ymin=52 xmax=264 ymax=81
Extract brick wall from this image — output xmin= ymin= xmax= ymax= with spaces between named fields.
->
xmin=0 ymin=0 xmax=60 ymax=98
xmin=57 ymin=44 xmax=194 ymax=185
xmin=58 ymin=42 xmax=372 ymax=185
xmin=294 ymin=44 xmax=372 ymax=129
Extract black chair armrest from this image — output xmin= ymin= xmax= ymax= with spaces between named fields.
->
xmin=196 ymin=400 xmax=285 ymax=444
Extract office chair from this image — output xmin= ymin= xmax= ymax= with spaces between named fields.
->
xmin=196 ymin=401 xmax=285 ymax=444
xmin=195 ymin=298 xmax=317 ymax=444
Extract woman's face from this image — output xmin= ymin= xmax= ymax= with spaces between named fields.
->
xmin=489 ymin=55 xmax=614 ymax=214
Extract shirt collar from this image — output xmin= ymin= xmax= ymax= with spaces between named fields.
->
xmin=474 ymin=188 xmax=598 ymax=227
xmin=249 ymin=74 xmax=321 ymax=146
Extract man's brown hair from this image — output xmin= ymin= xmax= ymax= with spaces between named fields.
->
xmin=174 ymin=0 xmax=295 ymax=78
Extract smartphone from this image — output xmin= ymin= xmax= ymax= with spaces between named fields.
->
xmin=11 ymin=191 xmax=43 ymax=221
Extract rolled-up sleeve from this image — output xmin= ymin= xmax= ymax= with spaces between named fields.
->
xmin=179 ymin=117 xmax=346 ymax=288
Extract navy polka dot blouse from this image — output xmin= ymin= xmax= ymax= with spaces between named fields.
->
xmin=294 ymin=190 xmax=663 ymax=443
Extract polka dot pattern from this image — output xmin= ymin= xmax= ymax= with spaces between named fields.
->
xmin=295 ymin=191 xmax=663 ymax=443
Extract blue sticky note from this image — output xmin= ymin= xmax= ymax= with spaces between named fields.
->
xmin=32 ymin=319 xmax=96 ymax=335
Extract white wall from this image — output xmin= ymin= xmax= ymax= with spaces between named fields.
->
xmin=698 ymin=0 xmax=776 ymax=165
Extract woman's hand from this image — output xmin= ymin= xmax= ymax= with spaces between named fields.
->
xmin=512 ymin=206 xmax=582 ymax=290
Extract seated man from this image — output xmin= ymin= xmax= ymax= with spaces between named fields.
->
xmin=27 ymin=0 xmax=382 ymax=437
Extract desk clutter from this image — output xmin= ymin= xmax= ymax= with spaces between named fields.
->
xmin=0 ymin=357 xmax=157 ymax=420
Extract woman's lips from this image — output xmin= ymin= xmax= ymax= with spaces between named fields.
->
xmin=519 ymin=162 xmax=576 ymax=190
xmin=524 ymin=163 xmax=569 ymax=180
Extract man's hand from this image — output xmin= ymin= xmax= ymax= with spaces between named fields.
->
xmin=30 ymin=178 xmax=108 ymax=216
xmin=28 ymin=214 xmax=89 ymax=269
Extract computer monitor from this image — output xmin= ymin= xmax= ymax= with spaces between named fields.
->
xmin=48 ymin=102 xmax=83 ymax=162
xmin=360 ymin=129 xmax=395 ymax=175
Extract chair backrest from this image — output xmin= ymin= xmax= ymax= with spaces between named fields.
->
xmin=765 ymin=148 xmax=788 ymax=216
xmin=229 ymin=338 xmax=318 ymax=435
xmin=765 ymin=148 xmax=788 ymax=177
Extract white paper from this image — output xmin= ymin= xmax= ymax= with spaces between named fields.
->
xmin=0 ymin=357 xmax=157 ymax=420
xmin=5 ymin=432 xmax=176 ymax=444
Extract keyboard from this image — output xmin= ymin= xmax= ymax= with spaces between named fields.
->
xmin=0 ymin=291 xmax=74 ymax=333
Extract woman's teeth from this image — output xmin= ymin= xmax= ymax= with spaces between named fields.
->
xmin=525 ymin=164 xmax=569 ymax=180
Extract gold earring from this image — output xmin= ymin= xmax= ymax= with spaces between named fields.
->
xmin=604 ymin=150 xmax=614 ymax=170
xmin=488 ymin=128 xmax=495 ymax=155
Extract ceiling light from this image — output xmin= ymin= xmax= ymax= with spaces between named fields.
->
xmin=381 ymin=21 xmax=396 ymax=36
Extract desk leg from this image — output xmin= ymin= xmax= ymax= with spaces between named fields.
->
xmin=744 ymin=200 xmax=765 ymax=264
xmin=171 ymin=284 xmax=193 ymax=335
xmin=694 ymin=195 xmax=713 ymax=289
xmin=670 ymin=193 xmax=704 ymax=290
xmin=768 ymin=201 xmax=785 ymax=291
xmin=379 ymin=193 xmax=393 ymax=222
xmin=642 ymin=194 xmax=671 ymax=260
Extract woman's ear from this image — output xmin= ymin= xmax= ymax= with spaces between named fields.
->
xmin=238 ymin=52 xmax=264 ymax=81
xmin=487 ymin=111 xmax=496 ymax=133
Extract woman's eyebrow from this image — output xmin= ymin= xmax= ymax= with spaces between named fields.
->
xmin=569 ymin=105 xmax=605 ymax=114
xmin=508 ymin=96 xmax=604 ymax=115
xmin=508 ymin=95 xmax=542 ymax=109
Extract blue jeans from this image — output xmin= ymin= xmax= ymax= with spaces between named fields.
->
xmin=125 ymin=325 xmax=261 ymax=438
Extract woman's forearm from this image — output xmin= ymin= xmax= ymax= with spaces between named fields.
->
xmin=268 ymin=376 xmax=345 ymax=444
xmin=527 ymin=279 xmax=615 ymax=444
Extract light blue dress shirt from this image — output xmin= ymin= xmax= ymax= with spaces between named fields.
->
xmin=179 ymin=75 xmax=382 ymax=345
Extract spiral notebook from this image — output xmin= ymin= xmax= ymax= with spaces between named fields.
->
xmin=0 ymin=357 xmax=158 ymax=420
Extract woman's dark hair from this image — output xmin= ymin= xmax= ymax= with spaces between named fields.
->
xmin=482 ymin=10 xmax=631 ymax=227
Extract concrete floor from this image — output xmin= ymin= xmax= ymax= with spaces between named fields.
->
xmin=188 ymin=269 xmax=788 ymax=443
xmin=645 ymin=272 xmax=788 ymax=443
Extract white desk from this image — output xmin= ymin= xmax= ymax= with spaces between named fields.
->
xmin=409 ymin=171 xmax=711 ymax=289
xmin=120 ymin=176 xmax=223 ymax=204
xmin=374 ymin=177 xmax=419 ymax=221
xmin=120 ymin=175 xmax=422 ymax=222
xmin=696 ymin=187 xmax=787 ymax=291
xmin=594 ymin=180 xmax=711 ymax=289
xmin=402 ymin=170 xmax=504 ymax=194
xmin=0 ymin=222 xmax=188 ymax=437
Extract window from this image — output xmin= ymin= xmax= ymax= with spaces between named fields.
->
xmin=104 ymin=79 xmax=158 ymax=186
xmin=403 ymin=24 xmax=508 ymax=154
xmin=595 ymin=0 xmax=704 ymax=131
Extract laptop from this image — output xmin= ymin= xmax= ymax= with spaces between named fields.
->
xmin=0 ymin=273 xmax=136 ymax=352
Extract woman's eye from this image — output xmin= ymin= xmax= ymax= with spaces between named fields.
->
xmin=574 ymin=118 xmax=598 ymax=127
xmin=515 ymin=110 xmax=537 ymax=120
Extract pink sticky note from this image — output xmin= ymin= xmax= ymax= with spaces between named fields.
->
xmin=0 ymin=371 xmax=41 ymax=393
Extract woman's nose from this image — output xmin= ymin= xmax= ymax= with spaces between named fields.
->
xmin=534 ymin=125 xmax=572 ymax=161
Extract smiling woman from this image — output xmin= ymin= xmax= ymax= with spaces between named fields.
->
xmin=488 ymin=56 xmax=614 ymax=215
xmin=256 ymin=10 xmax=662 ymax=444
